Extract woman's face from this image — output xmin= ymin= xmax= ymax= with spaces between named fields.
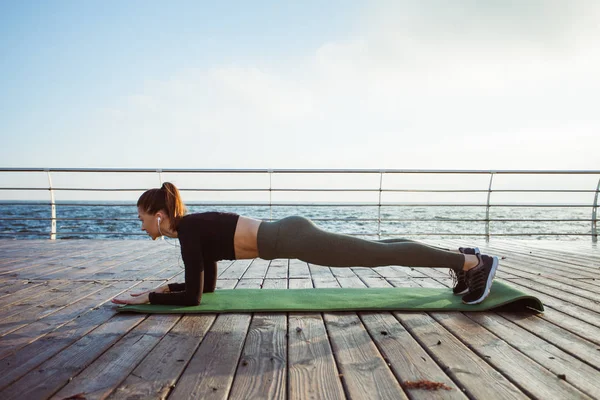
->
xmin=138 ymin=207 xmax=160 ymax=240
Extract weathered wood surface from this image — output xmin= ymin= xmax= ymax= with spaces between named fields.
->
xmin=0 ymin=239 xmax=599 ymax=399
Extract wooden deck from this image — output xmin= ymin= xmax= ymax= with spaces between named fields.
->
xmin=0 ymin=239 xmax=599 ymax=400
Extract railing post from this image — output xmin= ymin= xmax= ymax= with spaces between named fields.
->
xmin=268 ymin=169 xmax=273 ymax=222
xmin=485 ymin=172 xmax=495 ymax=242
xmin=377 ymin=172 xmax=383 ymax=240
xmin=157 ymin=169 xmax=164 ymax=240
xmin=46 ymin=169 xmax=56 ymax=240
xmin=592 ymin=177 xmax=599 ymax=243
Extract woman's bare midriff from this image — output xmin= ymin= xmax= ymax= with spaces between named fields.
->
xmin=233 ymin=216 xmax=262 ymax=259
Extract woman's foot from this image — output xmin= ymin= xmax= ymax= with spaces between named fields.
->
xmin=450 ymin=247 xmax=480 ymax=295
xmin=462 ymin=254 xmax=499 ymax=304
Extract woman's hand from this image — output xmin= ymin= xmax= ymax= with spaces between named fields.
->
xmin=111 ymin=293 xmax=150 ymax=305
xmin=130 ymin=285 xmax=169 ymax=297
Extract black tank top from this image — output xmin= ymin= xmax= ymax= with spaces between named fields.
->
xmin=148 ymin=212 xmax=240 ymax=306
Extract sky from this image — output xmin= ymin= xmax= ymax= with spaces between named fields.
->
xmin=1 ymin=1 xmax=599 ymax=177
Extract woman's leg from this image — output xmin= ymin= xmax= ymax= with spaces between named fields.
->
xmin=375 ymin=238 xmax=453 ymax=252
xmin=257 ymin=216 xmax=464 ymax=270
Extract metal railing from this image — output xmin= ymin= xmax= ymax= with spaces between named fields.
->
xmin=0 ymin=168 xmax=598 ymax=242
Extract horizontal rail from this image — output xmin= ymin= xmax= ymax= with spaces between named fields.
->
xmin=2 ymin=187 xmax=598 ymax=194
xmin=1 ymin=231 xmax=593 ymax=237
xmin=0 ymin=202 xmax=595 ymax=207
xmin=2 ymin=167 xmax=600 ymax=174
xmin=0 ymin=217 xmax=594 ymax=223
xmin=0 ymin=168 xmax=598 ymax=241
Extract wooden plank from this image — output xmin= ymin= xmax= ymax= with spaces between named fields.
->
xmin=397 ymin=311 xmax=529 ymax=399
xmin=308 ymin=264 xmax=338 ymax=287
xmin=288 ymin=259 xmax=310 ymax=279
xmin=0 ymin=241 xmax=98 ymax=271
xmin=374 ymin=266 xmax=413 ymax=279
xmin=168 ymin=316 xmax=250 ymax=399
xmin=0 ymin=313 xmax=147 ymax=399
xmin=480 ymin=240 xmax=600 ymax=269
xmin=0 ymin=280 xmax=48 ymax=301
xmin=242 ymin=258 xmax=270 ymax=279
xmin=467 ymin=313 xmax=600 ymax=398
xmin=107 ymin=314 xmax=216 ymax=400
xmin=0 ymin=279 xmax=69 ymax=309
xmin=462 ymin=241 xmax=600 ymax=279
xmin=313 ymin=266 xmax=408 ymax=399
xmin=144 ymin=263 xmax=184 ymax=282
xmin=90 ymin=248 xmax=178 ymax=281
xmin=0 ymin=280 xmax=135 ymax=359
xmin=411 ymin=262 xmax=600 ymax=349
xmin=329 ymin=266 xmax=358 ymax=279
xmin=50 ymin=314 xmax=180 ymax=400
xmin=40 ymin=242 xmax=164 ymax=280
xmin=497 ymin=275 xmax=600 ymax=315
xmin=496 ymin=265 xmax=600 ymax=302
xmin=0 ymin=279 xmax=160 ymax=393
xmin=287 ymin=277 xmax=346 ymax=400
xmin=343 ymin=271 xmax=467 ymax=400
xmin=0 ymin=281 xmax=145 ymax=390
xmin=417 ymin=264 xmax=600 ymax=324
xmin=166 ymin=280 xmax=254 ymax=399
xmin=504 ymin=278 xmax=600 ymax=330
xmin=421 ymin=263 xmax=600 ymax=312
xmin=381 ymin=273 xmax=531 ymax=400
xmin=5 ymin=243 xmax=138 ymax=281
xmin=503 ymin=307 xmax=600 ymax=347
xmin=1 ymin=241 xmax=137 ymax=279
xmin=523 ymin=241 xmax=600 ymax=258
xmin=288 ymin=277 xmax=312 ymax=289
xmin=112 ymin=279 xmax=236 ymax=399
xmin=0 ymin=243 xmax=89 ymax=273
xmin=0 ymin=281 xmax=105 ymax=336
xmin=265 ymin=258 xmax=288 ymax=279
xmin=214 ymin=259 xmax=236 ymax=276
xmin=432 ymin=312 xmax=591 ymax=399
xmin=228 ymin=278 xmax=287 ymax=399
xmin=409 ymin=260 xmax=600 ymax=397
xmin=218 ymin=259 xmax=253 ymax=280
xmin=1 ymin=238 xmax=599 ymax=399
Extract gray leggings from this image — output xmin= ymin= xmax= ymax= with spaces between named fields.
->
xmin=257 ymin=216 xmax=464 ymax=270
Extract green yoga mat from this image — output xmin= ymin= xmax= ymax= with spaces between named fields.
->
xmin=118 ymin=281 xmax=543 ymax=314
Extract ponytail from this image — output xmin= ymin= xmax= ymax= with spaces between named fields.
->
xmin=161 ymin=182 xmax=187 ymax=228
xmin=137 ymin=182 xmax=187 ymax=230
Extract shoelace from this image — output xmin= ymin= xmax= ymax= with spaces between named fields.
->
xmin=466 ymin=265 xmax=487 ymax=291
xmin=449 ymin=269 xmax=465 ymax=287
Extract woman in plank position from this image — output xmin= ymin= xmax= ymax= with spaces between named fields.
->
xmin=111 ymin=183 xmax=498 ymax=306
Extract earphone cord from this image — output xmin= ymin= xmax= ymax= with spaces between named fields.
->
xmin=157 ymin=221 xmax=183 ymax=269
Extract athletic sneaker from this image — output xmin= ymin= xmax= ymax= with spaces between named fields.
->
xmin=459 ymin=247 xmax=480 ymax=255
xmin=450 ymin=247 xmax=481 ymax=295
xmin=462 ymin=254 xmax=499 ymax=305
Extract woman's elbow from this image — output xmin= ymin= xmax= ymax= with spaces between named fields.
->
xmin=185 ymin=295 xmax=201 ymax=306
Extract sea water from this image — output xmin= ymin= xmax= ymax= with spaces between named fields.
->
xmin=0 ymin=201 xmax=593 ymax=240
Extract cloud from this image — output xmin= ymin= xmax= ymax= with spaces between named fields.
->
xmin=84 ymin=0 xmax=600 ymax=169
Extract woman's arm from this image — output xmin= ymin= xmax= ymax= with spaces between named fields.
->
xmin=167 ymin=282 xmax=185 ymax=292
xmin=130 ymin=284 xmax=170 ymax=296
xmin=167 ymin=261 xmax=217 ymax=293
xmin=149 ymin=270 xmax=204 ymax=306
xmin=111 ymin=283 xmax=169 ymax=305
xmin=148 ymin=240 xmax=205 ymax=306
